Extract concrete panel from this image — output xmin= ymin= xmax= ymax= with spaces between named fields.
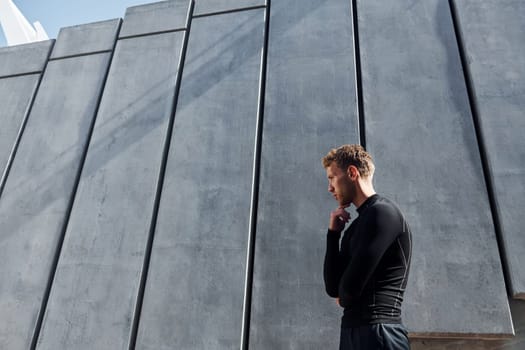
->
xmin=36 ymin=32 xmax=184 ymax=350
xmin=194 ymin=0 xmax=264 ymax=16
xmin=50 ymin=19 xmax=120 ymax=59
xmin=135 ymin=9 xmax=264 ymax=350
xmin=0 ymin=40 xmax=53 ymax=77
xmin=119 ymin=0 xmax=189 ymax=38
xmin=357 ymin=0 xmax=513 ymax=337
xmin=0 ymin=75 xmax=40 ymax=182
xmin=453 ymin=0 xmax=525 ymax=299
xmin=249 ymin=1 xmax=358 ymax=349
xmin=411 ymin=300 xmax=525 ymax=349
xmin=0 ymin=53 xmax=111 ymax=350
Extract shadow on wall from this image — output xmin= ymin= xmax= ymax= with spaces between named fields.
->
xmin=436 ymin=0 xmax=482 ymax=170
xmin=0 ymin=73 xmax=172 ymax=237
xmin=1 ymin=0 xmax=327 ymax=240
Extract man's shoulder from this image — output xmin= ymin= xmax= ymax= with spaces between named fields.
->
xmin=369 ymin=196 xmax=411 ymax=235
xmin=369 ymin=195 xmax=401 ymax=214
xmin=365 ymin=195 xmax=406 ymax=224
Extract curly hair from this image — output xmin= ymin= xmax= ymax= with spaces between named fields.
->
xmin=322 ymin=144 xmax=375 ymax=177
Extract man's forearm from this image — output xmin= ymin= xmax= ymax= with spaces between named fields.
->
xmin=323 ymin=230 xmax=342 ymax=297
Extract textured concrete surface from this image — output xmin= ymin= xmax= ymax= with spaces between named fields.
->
xmin=358 ymin=0 xmax=512 ymax=337
xmin=36 ymin=32 xmax=185 ymax=350
xmin=0 ymin=75 xmax=40 ymax=183
xmin=0 ymin=53 xmax=112 ymax=350
xmin=453 ymin=0 xmax=525 ymax=299
xmin=136 ymin=9 xmax=264 ymax=349
xmin=193 ymin=0 xmax=264 ymax=16
xmin=119 ymin=0 xmax=189 ymax=38
xmin=50 ymin=19 xmax=121 ymax=59
xmin=0 ymin=41 xmax=53 ymax=77
xmin=249 ymin=1 xmax=358 ymax=349
xmin=0 ymin=0 xmax=524 ymax=348
xmin=0 ymin=42 xmax=52 ymax=186
xmin=411 ymin=300 xmax=525 ymax=349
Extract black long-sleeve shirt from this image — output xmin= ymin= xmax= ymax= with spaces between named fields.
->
xmin=324 ymin=194 xmax=412 ymax=328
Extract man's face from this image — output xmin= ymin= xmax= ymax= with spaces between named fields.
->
xmin=326 ymin=163 xmax=354 ymax=207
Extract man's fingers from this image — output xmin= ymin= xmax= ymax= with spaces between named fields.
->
xmin=333 ymin=212 xmax=349 ymax=222
xmin=329 ymin=207 xmax=351 ymax=231
xmin=336 ymin=208 xmax=350 ymax=221
xmin=332 ymin=208 xmax=350 ymax=222
xmin=338 ymin=215 xmax=350 ymax=222
xmin=334 ymin=208 xmax=348 ymax=215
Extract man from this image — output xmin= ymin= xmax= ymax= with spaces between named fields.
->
xmin=322 ymin=144 xmax=412 ymax=350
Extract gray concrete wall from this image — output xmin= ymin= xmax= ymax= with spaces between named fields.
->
xmin=36 ymin=2 xmax=187 ymax=349
xmin=0 ymin=0 xmax=524 ymax=349
xmin=0 ymin=19 xmax=117 ymax=349
xmin=453 ymin=0 xmax=525 ymax=300
xmin=136 ymin=8 xmax=264 ymax=349
xmin=357 ymin=0 xmax=512 ymax=337
xmin=249 ymin=0 xmax=358 ymax=349
xmin=0 ymin=41 xmax=53 ymax=191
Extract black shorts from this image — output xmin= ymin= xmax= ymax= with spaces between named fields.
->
xmin=339 ymin=323 xmax=410 ymax=350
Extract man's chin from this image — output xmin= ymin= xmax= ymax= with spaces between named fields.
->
xmin=339 ymin=200 xmax=351 ymax=207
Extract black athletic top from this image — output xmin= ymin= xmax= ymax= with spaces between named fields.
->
xmin=324 ymin=194 xmax=412 ymax=328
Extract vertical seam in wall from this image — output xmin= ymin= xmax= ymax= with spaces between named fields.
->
xmin=127 ymin=1 xmax=195 ymax=349
xmin=0 ymin=41 xmax=55 ymax=199
xmin=29 ymin=20 xmax=123 ymax=349
xmin=240 ymin=1 xmax=270 ymax=349
xmin=448 ymin=0 xmax=513 ymax=298
xmin=351 ymin=0 xmax=366 ymax=149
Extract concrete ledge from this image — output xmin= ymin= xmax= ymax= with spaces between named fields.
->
xmin=411 ymin=300 xmax=524 ymax=348
xmin=0 ymin=40 xmax=53 ymax=77
xmin=119 ymin=0 xmax=189 ymax=38
xmin=50 ymin=19 xmax=121 ymax=59
xmin=194 ymin=0 xmax=264 ymax=16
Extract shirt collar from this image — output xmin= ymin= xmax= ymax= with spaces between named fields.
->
xmin=356 ymin=194 xmax=379 ymax=215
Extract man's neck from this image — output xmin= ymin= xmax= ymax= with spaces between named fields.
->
xmin=353 ymin=181 xmax=376 ymax=209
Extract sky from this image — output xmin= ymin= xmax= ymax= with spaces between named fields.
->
xmin=0 ymin=0 xmax=160 ymax=47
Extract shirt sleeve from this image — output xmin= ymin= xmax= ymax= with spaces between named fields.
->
xmin=338 ymin=205 xmax=402 ymax=307
xmin=323 ymin=229 xmax=343 ymax=298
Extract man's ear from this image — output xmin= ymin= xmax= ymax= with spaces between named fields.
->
xmin=347 ymin=165 xmax=359 ymax=180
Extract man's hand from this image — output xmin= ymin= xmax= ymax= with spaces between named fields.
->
xmin=329 ymin=206 xmax=350 ymax=232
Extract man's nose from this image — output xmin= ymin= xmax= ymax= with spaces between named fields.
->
xmin=328 ymin=184 xmax=334 ymax=192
